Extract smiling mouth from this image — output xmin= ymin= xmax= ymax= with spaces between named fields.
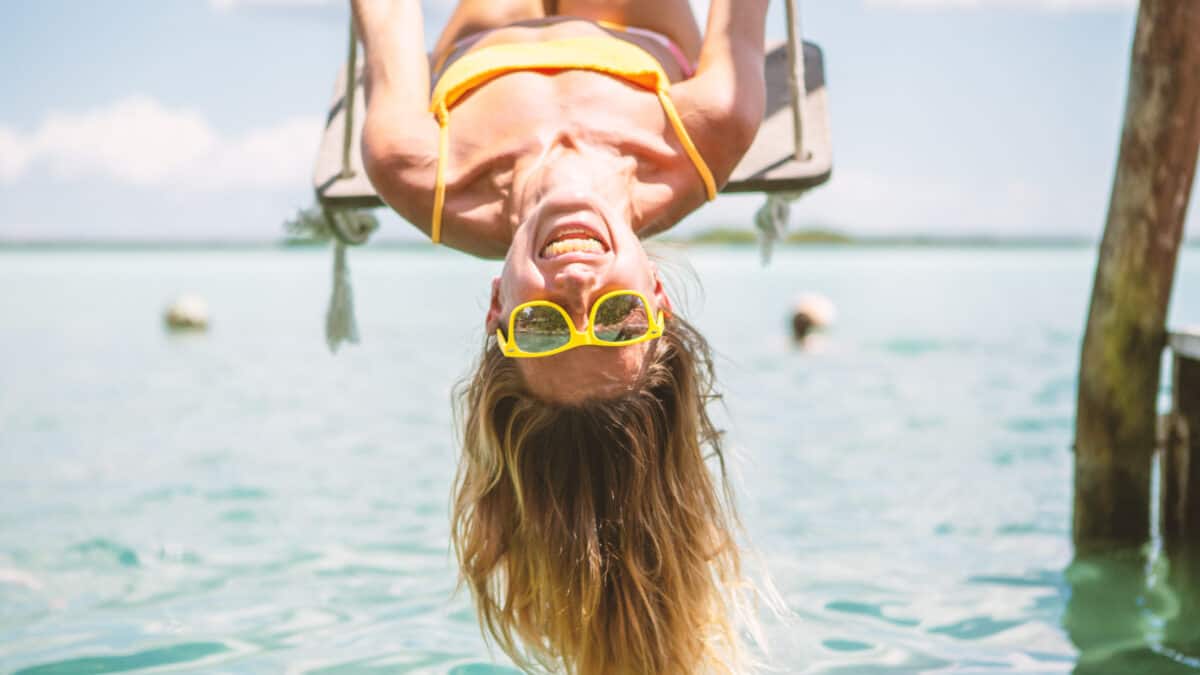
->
xmin=533 ymin=193 xmax=614 ymax=260
xmin=540 ymin=229 xmax=608 ymax=258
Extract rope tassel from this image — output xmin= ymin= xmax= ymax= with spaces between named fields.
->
xmin=754 ymin=191 xmax=805 ymax=266
xmin=326 ymin=240 xmax=360 ymax=352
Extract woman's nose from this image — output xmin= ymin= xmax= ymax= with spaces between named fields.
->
xmin=551 ymin=265 xmax=597 ymax=325
xmin=552 ymin=264 xmax=597 ymax=292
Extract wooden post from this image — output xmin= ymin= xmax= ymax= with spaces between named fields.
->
xmin=1163 ymin=334 xmax=1200 ymax=653
xmin=1073 ymin=0 xmax=1200 ymax=551
xmin=1163 ymin=334 xmax=1200 ymax=543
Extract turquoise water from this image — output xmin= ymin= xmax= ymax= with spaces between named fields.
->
xmin=1 ymin=246 xmax=1199 ymax=674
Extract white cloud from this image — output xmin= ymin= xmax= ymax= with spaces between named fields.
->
xmin=0 ymin=127 xmax=31 ymax=182
xmin=199 ymin=116 xmax=324 ymax=190
xmin=0 ymin=96 xmax=322 ymax=191
xmin=35 ymin=97 xmax=217 ymax=185
xmin=868 ymin=0 xmax=1135 ymax=10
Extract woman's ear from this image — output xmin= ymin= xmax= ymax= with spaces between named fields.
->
xmin=652 ymin=272 xmax=674 ymax=316
xmin=486 ymin=277 xmax=503 ymax=331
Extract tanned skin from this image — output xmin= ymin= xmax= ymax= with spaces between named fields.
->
xmin=350 ymin=0 xmax=769 ymax=258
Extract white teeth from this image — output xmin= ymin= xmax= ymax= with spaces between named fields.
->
xmin=541 ymin=237 xmax=605 ymax=258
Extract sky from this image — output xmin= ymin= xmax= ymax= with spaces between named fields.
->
xmin=0 ymin=0 xmax=1195 ymax=242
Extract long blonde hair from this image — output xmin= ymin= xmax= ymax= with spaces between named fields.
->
xmin=452 ymin=315 xmax=746 ymax=674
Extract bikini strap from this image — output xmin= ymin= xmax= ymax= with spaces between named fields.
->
xmin=432 ymin=101 xmax=449 ymax=244
xmin=655 ymin=87 xmax=717 ymax=201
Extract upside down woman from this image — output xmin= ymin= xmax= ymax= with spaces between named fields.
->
xmin=350 ymin=0 xmax=770 ymax=671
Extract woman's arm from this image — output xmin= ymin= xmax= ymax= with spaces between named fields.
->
xmin=351 ymin=0 xmax=440 ymax=234
xmin=670 ymin=0 xmax=769 ymax=187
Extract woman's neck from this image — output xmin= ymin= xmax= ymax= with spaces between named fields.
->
xmin=507 ymin=140 xmax=639 ymax=238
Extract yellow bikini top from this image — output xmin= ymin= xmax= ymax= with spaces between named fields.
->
xmin=427 ymin=35 xmax=718 ymax=244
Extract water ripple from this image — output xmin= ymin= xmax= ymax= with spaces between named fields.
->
xmin=13 ymin=641 xmax=232 ymax=674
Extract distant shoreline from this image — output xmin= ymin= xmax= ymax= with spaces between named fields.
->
xmin=657 ymin=227 xmax=1112 ymax=249
xmin=2 ymin=230 xmax=1197 ymax=251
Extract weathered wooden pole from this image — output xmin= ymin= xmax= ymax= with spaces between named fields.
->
xmin=1073 ymin=0 xmax=1200 ymax=551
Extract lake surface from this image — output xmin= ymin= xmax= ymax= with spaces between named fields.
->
xmin=2 ymin=245 xmax=1199 ymax=674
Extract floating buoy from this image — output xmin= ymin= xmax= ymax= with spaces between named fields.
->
xmin=791 ymin=293 xmax=835 ymax=341
xmin=164 ymin=295 xmax=209 ymax=331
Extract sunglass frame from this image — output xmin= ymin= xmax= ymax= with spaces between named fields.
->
xmin=496 ymin=289 xmax=666 ymax=358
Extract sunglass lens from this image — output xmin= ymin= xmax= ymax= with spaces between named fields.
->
xmin=512 ymin=306 xmax=572 ymax=353
xmin=593 ymin=294 xmax=650 ymax=344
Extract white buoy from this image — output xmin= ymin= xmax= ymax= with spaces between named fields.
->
xmin=791 ymin=293 xmax=835 ymax=341
xmin=164 ymin=295 xmax=209 ymax=331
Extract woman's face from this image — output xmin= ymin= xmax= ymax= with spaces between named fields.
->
xmin=486 ymin=189 xmax=671 ymax=404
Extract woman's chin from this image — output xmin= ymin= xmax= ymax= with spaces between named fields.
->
xmin=516 ymin=344 xmax=650 ymax=404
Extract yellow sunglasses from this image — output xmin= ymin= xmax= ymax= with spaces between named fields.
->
xmin=496 ymin=289 xmax=666 ymax=358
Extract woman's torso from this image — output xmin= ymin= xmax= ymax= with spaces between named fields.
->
xmin=428 ymin=19 xmax=709 ymax=253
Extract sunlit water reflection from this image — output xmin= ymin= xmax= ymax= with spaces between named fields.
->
xmin=1 ymin=246 xmax=1198 ymax=673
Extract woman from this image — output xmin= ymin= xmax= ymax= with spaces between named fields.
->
xmin=351 ymin=0 xmax=770 ymax=671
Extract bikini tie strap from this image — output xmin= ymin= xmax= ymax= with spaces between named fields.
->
xmin=432 ymin=101 xmax=450 ymax=244
xmin=655 ymin=87 xmax=717 ymax=201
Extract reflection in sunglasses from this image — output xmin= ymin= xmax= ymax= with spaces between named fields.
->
xmin=513 ymin=307 xmax=571 ymax=352
xmin=594 ymin=296 xmax=649 ymax=343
